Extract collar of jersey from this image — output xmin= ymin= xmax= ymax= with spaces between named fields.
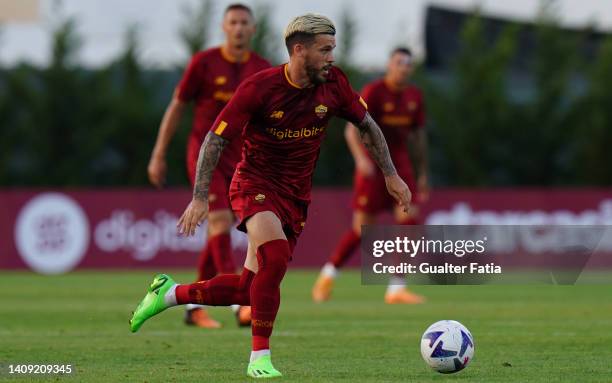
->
xmin=220 ymin=46 xmax=251 ymax=63
xmin=284 ymin=64 xmax=303 ymax=89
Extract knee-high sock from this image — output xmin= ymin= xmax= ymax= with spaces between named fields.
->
xmin=250 ymin=239 xmax=291 ymax=351
xmin=176 ymin=268 xmax=255 ymax=306
xmin=208 ymin=232 xmax=236 ymax=274
xmin=329 ymin=229 xmax=361 ymax=268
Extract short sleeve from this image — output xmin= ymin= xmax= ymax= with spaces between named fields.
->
xmin=210 ymin=79 xmax=261 ymax=141
xmin=335 ymin=69 xmax=368 ymax=125
xmin=360 ymin=84 xmax=379 ymax=119
xmin=176 ymin=54 xmax=205 ymax=102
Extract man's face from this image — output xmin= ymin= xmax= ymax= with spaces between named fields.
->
xmin=303 ymin=34 xmax=336 ymax=84
xmin=222 ymin=9 xmax=255 ymax=49
xmin=387 ymin=52 xmax=413 ymax=84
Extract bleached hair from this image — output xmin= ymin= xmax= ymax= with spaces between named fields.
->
xmin=284 ymin=13 xmax=336 ymax=40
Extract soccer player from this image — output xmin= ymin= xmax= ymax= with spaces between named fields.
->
xmin=147 ymin=3 xmax=270 ymax=328
xmin=312 ymin=47 xmax=429 ymax=304
xmin=130 ymin=14 xmax=411 ymax=378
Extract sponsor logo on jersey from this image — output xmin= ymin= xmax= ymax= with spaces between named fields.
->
xmin=265 ymin=126 xmax=326 ymax=140
xmin=381 ymin=115 xmax=413 ymax=126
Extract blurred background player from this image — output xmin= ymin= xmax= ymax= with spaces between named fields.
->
xmin=312 ymin=47 xmax=429 ymax=304
xmin=147 ymin=3 xmax=270 ymax=328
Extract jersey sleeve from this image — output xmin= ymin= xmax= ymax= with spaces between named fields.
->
xmin=176 ymin=54 xmax=204 ymax=102
xmin=209 ymin=78 xmax=261 ymax=141
xmin=335 ymin=70 xmax=368 ymax=125
xmin=360 ymin=84 xmax=379 ymax=120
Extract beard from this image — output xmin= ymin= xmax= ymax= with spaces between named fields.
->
xmin=305 ymin=62 xmax=331 ymax=85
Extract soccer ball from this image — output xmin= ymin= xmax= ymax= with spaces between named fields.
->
xmin=420 ymin=320 xmax=474 ymax=374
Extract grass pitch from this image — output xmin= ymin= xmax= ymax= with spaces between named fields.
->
xmin=1 ymin=270 xmax=611 ymax=382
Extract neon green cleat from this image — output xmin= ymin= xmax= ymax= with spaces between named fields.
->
xmin=247 ymin=355 xmax=282 ymax=379
xmin=129 ymin=274 xmax=176 ymax=333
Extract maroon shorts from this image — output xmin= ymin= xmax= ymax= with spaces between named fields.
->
xmin=229 ymin=179 xmax=307 ymax=250
xmin=186 ymin=138 xmax=233 ymax=212
xmin=351 ymin=165 xmax=417 ymax=214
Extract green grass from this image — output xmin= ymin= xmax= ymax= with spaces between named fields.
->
xmin=1 ymin=270 xmax=611 ymax=382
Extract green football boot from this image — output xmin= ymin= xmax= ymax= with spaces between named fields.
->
xmin=129 ymin=274 xmax=176 ymax=333
xmin=247 ymin=354 xmax=282 ymax=379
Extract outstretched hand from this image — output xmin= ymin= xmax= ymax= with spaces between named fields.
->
xmin=385 ymin=174 xmax=412 ymax=213
xmin=177 ymin=199 xmax=208 ymax=236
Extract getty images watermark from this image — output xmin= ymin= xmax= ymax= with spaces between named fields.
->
xmin=361 ymin=225 xmax=612 ymax=285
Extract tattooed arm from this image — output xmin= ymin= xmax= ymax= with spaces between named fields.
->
xmin=355 ymin=113 xmax=397 ymax=176
xmin=193 ymin=132 xmax=228 ymax=201
xmin=177 ymin=132 xmax=228 ymax=235
xmin=356 ymin=112 xmax=412 ymax=210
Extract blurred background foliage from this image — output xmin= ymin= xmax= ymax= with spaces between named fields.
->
xmin=1 ymin=0 xmax=611 ymax=188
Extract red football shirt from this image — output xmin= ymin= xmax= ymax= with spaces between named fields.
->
xmin=361 ymin=79 xmax=425 ymax=169
xmin=176 ymin=47 xmax=270 ymax=176
xmin=211 ymin=64 xmax=367 ymax=202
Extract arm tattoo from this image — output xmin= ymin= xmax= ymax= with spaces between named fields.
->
xmin=193 ymin=132 xmax=228 ymax=201
xmin=356 ymin=113 xmax=397 ymax=176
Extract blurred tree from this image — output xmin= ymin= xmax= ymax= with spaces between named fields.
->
xmin=336 ymin=5 xmax=356 ymax=68
xmin=572 ymin=37 xmax=612 ymax=185
xmin=179 ymin=0 xmax=214 ymax=57
xmin=25 ymin=16 xmax=87 ymax=185
xmin=99 ymin=25 xmax=163 ymax=186
xmin=427 ymin=11 xmax=518 ymax=186
xmin=251 ymin=3 xmax=281 ymax=64
xmin=524 ymin=0 xmax=580 ymax=185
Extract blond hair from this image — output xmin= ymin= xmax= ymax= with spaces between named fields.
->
xmin=284 ymin=13 xmax=336 ymax=39
xmin=284 ymin=14 xmax=335 ymax=54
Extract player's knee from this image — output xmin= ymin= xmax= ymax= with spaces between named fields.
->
xmin=208 ymin=211 xmax=233 ymax=235
xmin=352 ymin=211 xmax=372 ymax=236
xmin=256 ymin=239 xmax=290 ymax=280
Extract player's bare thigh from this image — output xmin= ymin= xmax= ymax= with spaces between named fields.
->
xmin=243 ymin=211 xmax=287 ymax=273
xmin=352 ymin=210 xmax=376 ymax=236
xmin=207 ymin=208 xmax=234 ymax=236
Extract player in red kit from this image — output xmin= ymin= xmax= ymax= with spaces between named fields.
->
xmin=313 ymin=47 xmax=429 ymax=304
xmin=130 ymin=14 xmax=411 ymax=378
xmin=147 ymin=3 xmax=270 ymax=328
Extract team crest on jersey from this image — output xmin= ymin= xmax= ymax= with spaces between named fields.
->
xmin=270 ymin=110 xmax=284 ymax=119
xmin=315 ymin=104 xmax=328 ymax=119
xmin=408 ymin=101 xmax=417 ymax=111
xmin=214 ymin=76 xmax=227 ymax=85
xmin=383 ymin=102 xmax=395 ymax=112
xmin=254 ymin=194 xmax=266 ymax=203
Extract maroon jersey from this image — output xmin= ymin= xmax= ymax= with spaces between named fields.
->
xmin=177 ymin=47 xmax=270 ymax=177
xmin=361 ymin=79 xmax=425 ymax=169
xmin=211 ymin=64 xmax=367 ymax=202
